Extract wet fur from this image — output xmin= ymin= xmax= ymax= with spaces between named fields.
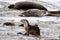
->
xmin=8 ymin=1 xmax=47 ymax=11
xmin=18 ymin=9 xmax=47 ymax=17
xmin=25 ymin=24 xmax=40 ymax=36
xmin=18 ymin=19 xmax=40 ymax=37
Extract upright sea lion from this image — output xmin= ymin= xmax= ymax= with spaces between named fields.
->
xmin=18 ymin=9 xmax=48 ymax=17
xmin=17 ymin=19 xmax=40 ymax=37
xmin=8 ymin=1 xmax=47 ymax=11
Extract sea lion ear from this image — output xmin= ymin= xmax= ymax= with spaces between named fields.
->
xmin=8 ymin=4 xmax=14 ymax=8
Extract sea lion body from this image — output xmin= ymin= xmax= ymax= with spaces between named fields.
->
xmin=19 ymin=9 xmax=48 ymax=17
xmin=25 ymin=24 xmax=40 ymax=36
xmin=18 ymin=19 xmax=40 ymax=36
xmin=8 ymin=1 xmax=47 ymax=11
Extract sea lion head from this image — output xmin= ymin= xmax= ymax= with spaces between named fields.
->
xmin=20 ymin=19 xmax=28 ymax=24
xmin=8 ymin=4 xmax=14 ymax=9
xmin=20 ymin=19 xmax=29 ymax=27
xmin=40 ymin=10 xmax=48 ymax=16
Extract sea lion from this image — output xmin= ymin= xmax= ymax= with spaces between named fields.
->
xmin=3 ymin=22 xmax=15 ymax=26
xmin=17 ymin=19 xmax=40 ymax=37
xmin=3 ymin=22 xmax=15 ymax=29
xmin=18 ymin=9 xmax=48 ymax=17
xmin=8 ymin=1 xmax=47 ymax=11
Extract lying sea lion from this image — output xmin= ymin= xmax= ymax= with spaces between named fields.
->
xmin=3 ymin=22 xmax=15 ymax=26
xmin=8 ymin=1 xmax=47 ymax=11
xmin=18 ymin=9 xmax=48 ymax=17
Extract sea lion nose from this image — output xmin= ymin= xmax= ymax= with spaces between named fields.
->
xmin=8 ymin=4 xmax=14 ymax=8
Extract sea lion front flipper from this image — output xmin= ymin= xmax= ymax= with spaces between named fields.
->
xmin=23 ymin=32 xmax=29 ymax=36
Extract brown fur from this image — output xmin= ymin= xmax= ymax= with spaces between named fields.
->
xmin=18 ymin=19 xmax=40 ymax=37
xmin=18 ymin=9 xmax=48 ymax=17
xmin=8 ymin=1 xmax=47 ymax=11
